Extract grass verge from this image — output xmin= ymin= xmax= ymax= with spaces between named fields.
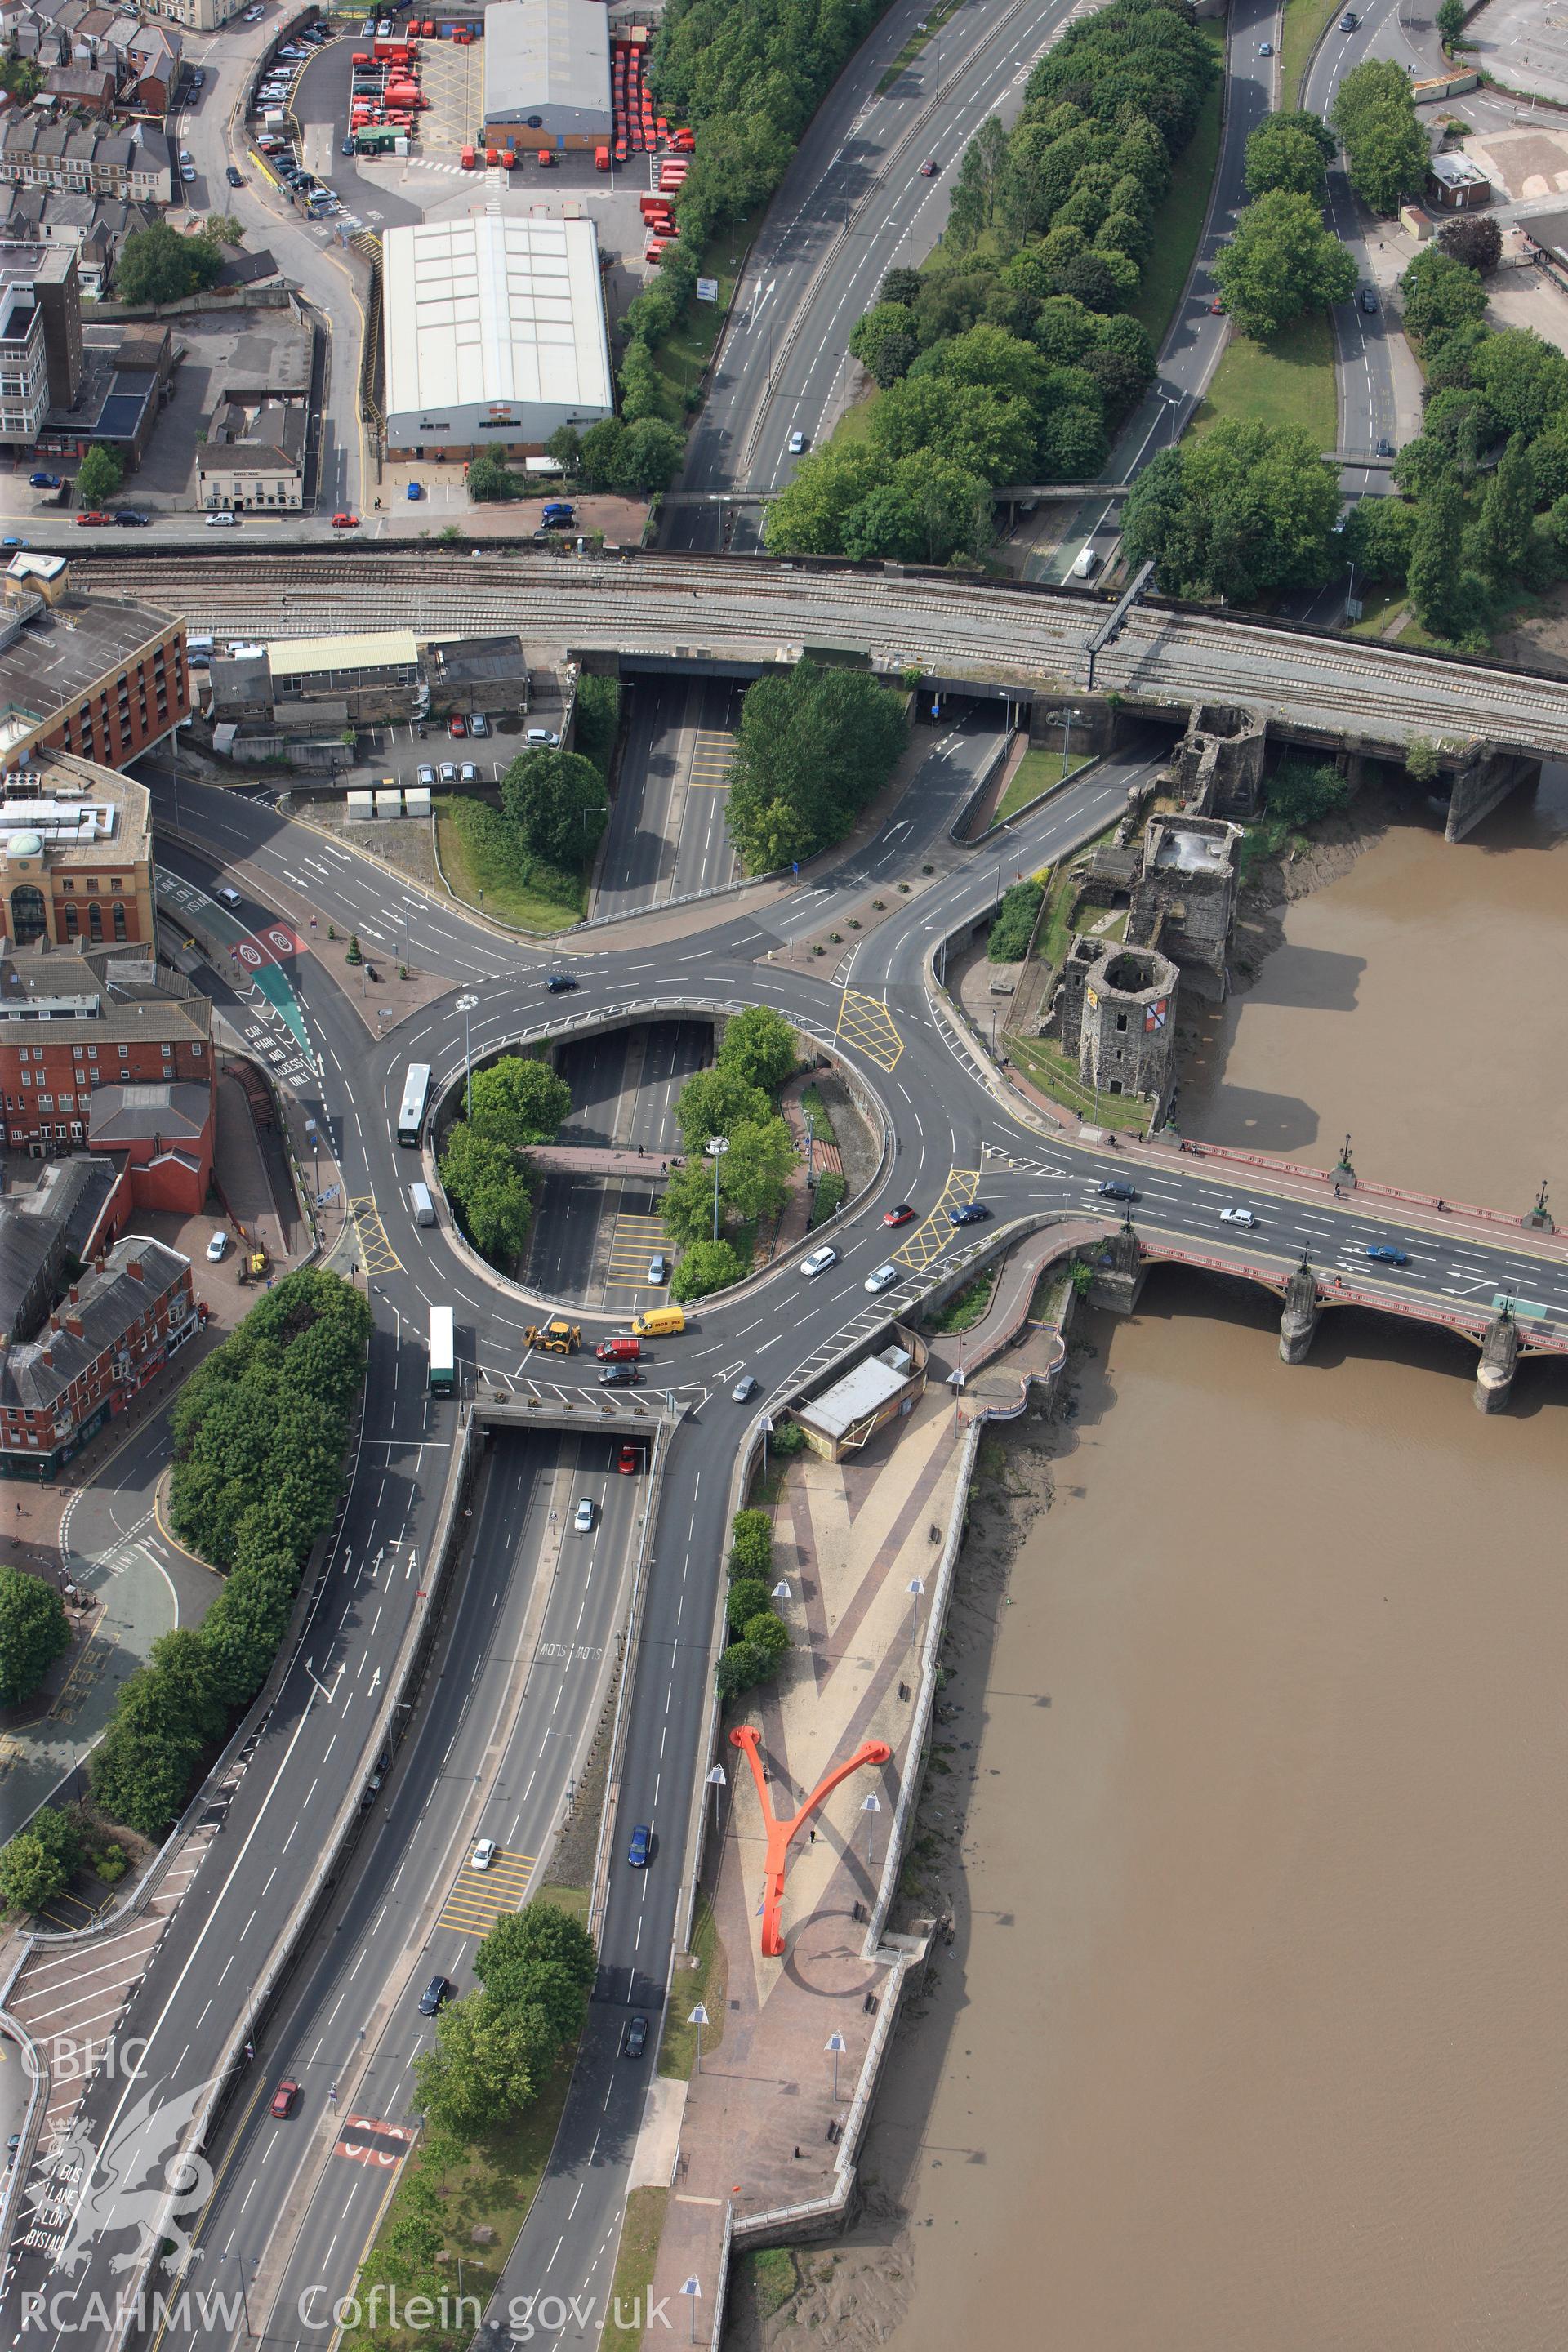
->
xmin=341 ymin=2053 xmax=576 ymax=2350
xmin=649 ymin=241 xmax=742 ymax=422
xmin=1129 ymin=24 xmax=1224 ymax=349
xmin=993 ymin=744 xmax=1095 ymax=826
xmin=827 ymin=387 xmax=880 ymax=449
xmin=729 ymin=2248 xmax=800 ymax=2332
xmin=657 ymin=1892 xmax=728 ymax=2078
xmin=434 ymin=796 xmax=586 ymax=933
xmin=876 ymin=0 xmax=965 ymax=92
xmin=1007 ymin=1033 xmax=1152 ymax=1131
xmin=1282 ymin=0 xmax=1343 ymax=105
xmin=598 ymin=2188 xmax=670 ymax=2352
xmin=1188 ymin=310 xmax=1337 ymax=448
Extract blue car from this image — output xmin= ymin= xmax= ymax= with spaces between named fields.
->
xmin=627 ymin=1823 xmax=651 ymax=1869
xmin=28 ymin=471 xmax=59 ymax=488
xmin=2 ymin=537 xmax=25 ymax=549
xmin=541 ymin=500 xmax=575 ymax=524
xmin=1364 ymin=1244 xmax=1409 ymax=1267
xmin=545 ymin=973 xmax=579 ymax=993
xmin=948 ymin=1201 xmax=988 ymax=1226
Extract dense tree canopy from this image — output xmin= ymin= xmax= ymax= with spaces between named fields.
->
xmin=1400 ymin=246 xmax=1488 ymax=349
xmin=1121 ymin=420 xmax=1340 ymax=605
xmin=415 ymin=1900 xmax=597 ymax=2140
xmin=0 ymin=1565 xmax=69 ymax=1706
xmin=1212 ymin=190 xmax=1356 ymax=338
xmin=1244 ymin=111 xmax=1336 ymax=198
xmin=75 ymin=444 xmax=122 ymax=510
xmin=115 ymin=222 xmax=224 ymax=305
xmin=466 ymin=1055 xmax=572 ymax=1150
xmin=1331 ymin=59 xmax=1429 ymax=214
xmin=717 ymin=1006 xmax=798 ymax=1094
xmin=726 ymin=660 xmax=908 ymax=872
xmin=0 ymin=1806 xmax=83 ymax=1917
xmin=499 ymin=749 xmax=608 ymax=869
xmin=440 ymin=1124 xmax=534 ymax=1267
xmin=1437 ymin=214 xmax=1501 ymax=276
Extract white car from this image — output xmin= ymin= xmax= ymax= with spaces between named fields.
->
xmin=206 ymin=510 xmax=238 ymax=527
xmin=525 ymin=727 xmax=560 ymax=746
xmin=205 ymin=1231 xmax=229 ymax=1263
xmin=1219 ymin=1207 xmax=1257 ymax=1228
xmin=864 ymin=1261 xmax=900 ymax=1293
xmin=801 ymin=1245 xmax=839 ymax=1277
xmin=788 ymin=430 xmax=806 ymax=454
xmin=574 ymin=1497 xmax=595 ymax=1532
xmin=470 ymin=1838 xmax=497 ymax=1870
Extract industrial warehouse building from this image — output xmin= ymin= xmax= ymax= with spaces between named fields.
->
xmin=482 ymin=0 xmax=612 ymax=147
xmin=381 ymin=214 xmax=614 ymax=457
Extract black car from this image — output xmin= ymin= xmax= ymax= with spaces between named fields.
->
xmin=545 ymin=973 xmax=578 ymax=993
xmin=1098 ymin=1178 xmax=1139 ymax=1203
xmin=623 ymin=2014 xmax=649 ymax=2060
xmin=417 ymin=1975 xmax=453 ymax=2016
xmin=599 ymin=1363 xmax=642 ymax=1386
xmin=226 ymin=164 xmax=244 ymax=187
xmin=948 ymin=1201 xmax=988 ymax=1226
xmin=113 ymin=510 xmax=148 ymax=526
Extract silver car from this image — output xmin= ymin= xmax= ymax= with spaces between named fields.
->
xmin=864 ymin=1261 xmax=899 ymax=1293
xmin=801 ymin=1245 xmax=838 ymax=1277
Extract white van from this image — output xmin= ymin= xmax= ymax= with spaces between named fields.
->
xmin=1071 ymin=544 xmax=1100 ymax=580
xmin=409 ymin=1181 xmax=435 ymax=1227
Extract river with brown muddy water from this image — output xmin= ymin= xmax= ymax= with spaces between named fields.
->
xmin=815 ymin=782 xmax=1568 ymax=2352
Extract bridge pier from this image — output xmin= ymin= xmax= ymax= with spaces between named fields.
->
xmin=1474 ymin=1306 xmax=1518 ymax=1414
xmin=1279 ymin=1258 xmax=1321 ymax=1364
xmin=1089 ymin=1218 xmax=1146 ymax=1316
xmin=1446 ymin=743 xmax=1541 ymax=843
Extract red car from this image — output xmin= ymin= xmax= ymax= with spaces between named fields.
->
xmin=617 ymin=1444 xmax=639 ymax=1474
xmin=270 ymin=2080 xmax=300 ymax=2118
xmin=920 ymin=157 xmax=938 ymax=176
xmin=1209 ymin=294 xmax=1225 ymax=314
xmin=76 ymin=510 xmax=111 ymax=526
xmin=882 ymin=1204 xmax=915 ymax=1227
xmin=449 ymin=714 xmax=466 ymax=737
xmin=331 ymin=511 xmax=359 ymax=528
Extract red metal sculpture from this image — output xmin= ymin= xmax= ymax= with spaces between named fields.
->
xmin=729 ymin=1723 xmax=893 ymax=1958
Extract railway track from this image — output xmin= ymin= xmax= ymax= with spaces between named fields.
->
xmin=74 ymin=548 xmax=1568 ymax=755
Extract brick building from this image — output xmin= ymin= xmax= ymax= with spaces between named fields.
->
xmin=0 ymin=746 xmax=154 ymax=951
xmin=0 ymin=1231 xmax=197 ymax=1477
xmin=0 ymin=935 xmax=214 ymax=1209
xmin=0 ymin=557 xmax=189 ymax=775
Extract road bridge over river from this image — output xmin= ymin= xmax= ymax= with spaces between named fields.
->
xmin=71 ymin=546 xmax=1568 ymax=763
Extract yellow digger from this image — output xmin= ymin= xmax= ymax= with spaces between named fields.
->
xmin=523 ymin=1320 xmax=581 ymax=1355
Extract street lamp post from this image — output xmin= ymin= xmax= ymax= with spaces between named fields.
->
xmin=804 ymin=1108 xmax=815 ymax=1193
xmin=906 ymin=1575 xmax=925 ymax=1666
xmin=862 ymin=1789 xmax=880 ymax=1864
xmin=706 ymin=1762 xmax=728 ymax=1848
xmin=826 ymin=2030 xmax=848 ymax=2101
xmin=220 ymin=2252 xmax=255 ymax=2341
xmin=706 ymin=1134 xmax=729 ymax=1241
xmin=1055 ymin=704 xmax=1082 ymax=782
xmin=681 ymin=2278 xmax=702 ymax=2345
xmin=688 ymin=2002 xmax=710 ymax=2074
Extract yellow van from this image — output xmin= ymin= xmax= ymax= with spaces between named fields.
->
xmin=632 ymin=1305 xmax=686 ymax=1339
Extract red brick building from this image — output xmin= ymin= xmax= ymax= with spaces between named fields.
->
xmin=0 ymin=1233 xmax=197 ymax=1478
xmin=0 ymin=555 xmax=188 ymax=779
xmin=0 ymin=937 xmax=214 ymax=1209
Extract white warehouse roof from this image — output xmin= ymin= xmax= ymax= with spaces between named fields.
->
xmin=483 ymin=0 xmax=610 ymax=123
xmin=381 ymin=214 xmax=612 ymax=436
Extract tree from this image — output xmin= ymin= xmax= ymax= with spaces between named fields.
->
xmin=0 ymin=1806 xmax=84 ymax=1914
xmin=413 ymin=1992 xmax=542 ymax=2140
xmin=1437 ymin=0 xmax=1465 ymax=44
xmin=660 ymin=1155 xmax=729 ymax=1249
xmin=619 ymin=416 xmax=685 ymax=492
xmin=0 ymin=1565 xmax=69 ymax=1706
xmin=1334 ymin=91 xmax=1429 ymax=214
xmin=205 ymin=212 xmax=245 ymax=247
xmin=1437 ymin=213 xmax=1501 ymax=275
xmin=1471 ymin=328 xmax=1568 ymax=439
xmin=1406 ymin=471 xmax=1469 ymax=635
xmin=474 ymin=1901 xmax=595 ymax=2043
xmin=466 ymin=1055 xmax=571 ymax=1148
xmin=572 ymin=673 xmax=620 ymax=777
xmin=718 ymin=1006 xmax=798 ymax=1093
xmin=439 ymin=1124 xmax=532 ymax=1267
xmin=1404 ymin=735 xmax=1441 ymax=782
xmin=1212 ymin=190 xmax=1356 ymax=339
xmin=726 ymin=660 xmax=908 ymax=874
xmin=1480 ymin=431 xmax=1535 ymax=573
xmin=1343 ymin=493 xmax=1416 ymax=582
xmin=466 ymin=449 xmax=517 ymax=502
xmin=1266 ymin=760 xmax=1351 ymax=827
xmin=114 ymin=221 xmax=223 ymax=305
xmin=670 ymin=1237 xmax=747 ymax=1300
xmin=1122 ymin=419 xmax=1340 ymax=606
xmin=727 ymin=1577 xmax=773 ymax=1633
xmin=743 ymin=1610 xmax=791 ymax=1664
xmin=1244 ymin=111 xmax=1336 ymax=198
xmin=75 ymin=443 xmax=122 ymax=510
xmin=675 ymin=1065 xmax=771 ymax=1155
xmin=728 ymin=1508 xmax=773 ymax=1581
xmin=1399 ymin=246 xmax=1487 ymax=346
xmin=714 ymin=1120 xmax=797 ymax=1221
xmin=849 ymin=301 xmax=918 ymax=387
xmin=715 ymin=1638 xmax=776 ymax=1699
xmin=498 ymin=748 xmax=608 ymax=868
xmin=836 ymin=453 xmax=994 ymax=564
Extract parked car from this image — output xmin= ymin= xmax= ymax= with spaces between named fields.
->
xmin=270 ymin=2081 xmax=301 ymax=2118
xmin=180 ymin=163 xmax=197 ymax=181
xmin=544 ymin=973 xmax=578 ymax=992
xmin=438 ymin=761 xmax=457 ymax=785
xmin=865 ymin=1262 xmax=900 ymax=1293
xmin=882 ymin=1203 xmax=915 ymax=1226
xmin=449 ymin=713 xmax=466 ymax=737
xmin=205 ymin=1232 xmax=229 ymax=1263
xmin=469 ymin=711 xmax=489 ymax=737
xmin=541 ymin=500 xmax=574 ymax=524
xmin=573 ymin=1497 xmax=595 ymax=1532
xmin=733 ymin=1374 xmax=760 ymax=1403
xmin=331 ymin=511 xmax=359 ymax=528
xmin=801 ymin=1245 xmax=838 ymax=1276
xmin=416 ymin=764 xmax=436 ymax=789
xmin=206 ymin=511 xmax=239 ymax=528
xmin=526 ymin=727 xmax=560 ymax=746
xmin=458 ymin=761 xmax=479 ymax=784
xmin=627 ymin=1823 xmax=652 ymax=1869
xmin=113 ymin=510 xmax=147 ymax=526
xmin=470 ymin=1838 xmax=497 ymax=1870
xmin=1 ymin=536 xmax=24 ymax=549
xmin=225 ymin=165 xmax=245 ymax=187
xmin=623 ymin=2014 xmax=649 ymax=2059
xmin=76 ymin=511 xmax=111 ymax=526
xmin=1364 ymin=1244 xmax=1410 ymax=1266
xmin=1218 ymin=1207 xmax=1256 ymax=1228
xmin=1098 ymin=1178 xmax=1138 ymax=1203
xmin=948 ymin=1202 xmax=988 ymax=1226
xmin=29 ymin=471 xmax=60 ymax=488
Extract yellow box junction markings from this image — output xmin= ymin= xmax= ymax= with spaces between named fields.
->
xmin=835 ymin=988 xmax=905 ymax=1072
xmin=347 ymin=1196 xmax=402 ymax=1276
xmin=436 ymin=1847 xmax=537 ymax=1937
xmin=605 ymin=1210 xmax=669 ymax=1288
xmin=893 ymin=1168 xmax=982 ymax=1271
xmin=687 ymin=729 xmax=735 ymax=789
